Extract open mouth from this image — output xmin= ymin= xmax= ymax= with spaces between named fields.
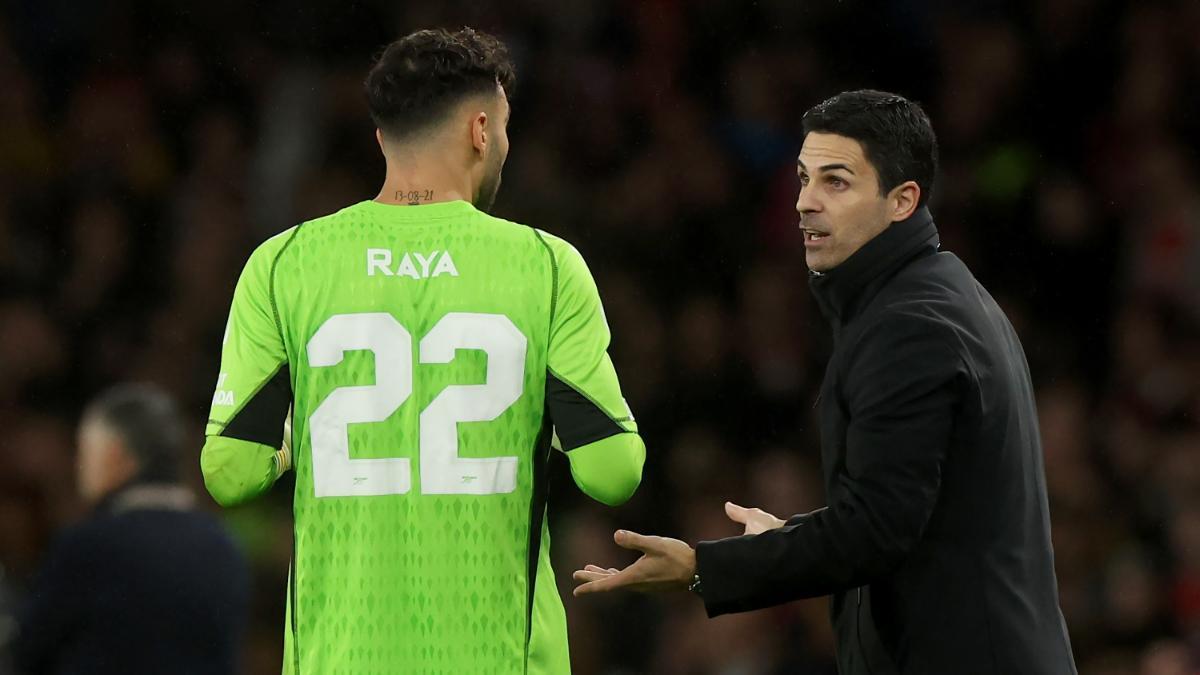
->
xmin=804 ymin=230 xmax=829 ymax=241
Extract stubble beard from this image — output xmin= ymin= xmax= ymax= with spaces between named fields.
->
xmin=473 ymin=156 xmax=504 ymax=212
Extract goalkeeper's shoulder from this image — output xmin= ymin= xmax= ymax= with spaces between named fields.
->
xmin=528 ymin=228 xmax=583 ymax=262
xmin=229 ymin=225 xmax=304 ymax=293
xmin=248 ymin=225 xmax=303 ymax=267
xmin=524 ymin=228 xmax=599 ymax=297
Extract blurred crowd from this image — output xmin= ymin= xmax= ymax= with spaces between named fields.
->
xmin=2 ymin=0 xmax=1199 ymax=673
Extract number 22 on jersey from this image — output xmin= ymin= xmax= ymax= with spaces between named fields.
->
xmin=305 ymin=312 xmax=526 ymax=498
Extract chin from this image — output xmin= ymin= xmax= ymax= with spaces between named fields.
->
xmin=807 ymin=249 xmax=851 ymax=273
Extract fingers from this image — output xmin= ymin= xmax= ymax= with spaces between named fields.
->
xmin=573 ymin=567 xmax=635 ymax=596
xmin=573 ymin=565 xmax=621 ymax=584
xmin=572 ymin=569 xmax=612 ymax=583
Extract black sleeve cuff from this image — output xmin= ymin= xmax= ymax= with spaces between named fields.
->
xmin=785 ymin=508 xmax=824 ymax=527
xmin=694 ymin=536 xmax=760 ymax=618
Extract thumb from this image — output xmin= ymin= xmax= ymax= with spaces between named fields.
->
xmin=614 ymin=530 xmax=653 ymax=552
xmin=725 ymin=501 xmax=750 ymax=523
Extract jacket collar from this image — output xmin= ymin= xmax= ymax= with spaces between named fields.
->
xmin=808 ymin=206 xmax=939 ymax=327
xmin=94 ymin=478 xmax=195 ymax=516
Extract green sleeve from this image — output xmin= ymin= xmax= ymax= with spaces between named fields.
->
xmin=202 ymin=230 xmax=295 ymax=506
xmin=539 ymin=231 xmax=643 ymax=504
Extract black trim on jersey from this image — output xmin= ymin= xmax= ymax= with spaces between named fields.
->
xmin=269 ymin=224 xmax=304 ymax=338
xmin=530 ymin=228 xmax=560 ymax=327
xmin=219 ymin=365 xmax=292 ymax=447
xmin=523 ymin=422 xmax=555 ymax=672
xmin=546 ymin=370 xmax=627 ymax=451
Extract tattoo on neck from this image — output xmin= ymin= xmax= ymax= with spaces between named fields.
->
xmin=396 ymin=190 xmax=434 ymax=205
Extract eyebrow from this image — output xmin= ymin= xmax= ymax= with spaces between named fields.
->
xmin=797 ymin=159 xmax=856 ymax=175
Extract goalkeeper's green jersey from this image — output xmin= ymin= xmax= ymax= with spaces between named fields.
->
xmin=201 ymin=200 xmax=645 ymax=674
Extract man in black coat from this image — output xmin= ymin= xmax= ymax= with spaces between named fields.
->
xmin=13 ymin=384 xmax=250 ymax=675
xmin=573 ymin=90 xmax=1078 ymax=674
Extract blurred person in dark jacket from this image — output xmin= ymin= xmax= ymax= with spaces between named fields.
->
xmin=13 ymin=384 xmax=249 ymax=675
xmin=573 ymin=90 xmax=1077 ymax=674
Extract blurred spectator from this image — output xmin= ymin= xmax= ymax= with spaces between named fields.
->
xmin=10 ymin=384 xmax=249 ymax=675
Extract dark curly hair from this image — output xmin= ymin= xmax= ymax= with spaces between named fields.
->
xmin=365 ymin=27 xmax=516 ymax=141
xmin=802 ymin=90 xmax=939 ymax=208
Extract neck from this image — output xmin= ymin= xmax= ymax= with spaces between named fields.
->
xmin=375 ymin=147 xmax=474 ymax=207
xmin=809 ymin=207 xmax=938 ymax=325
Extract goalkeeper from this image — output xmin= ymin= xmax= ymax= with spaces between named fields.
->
xmin=201 ymin=27 xmax=644 ymax=675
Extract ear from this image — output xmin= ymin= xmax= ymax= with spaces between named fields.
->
xmin=470 ymin=111 xmax=489 ymax=157
xmin=103 ymin=434 xmax=136 ymax=469
xmin=375 ymin=128 xmax=385 ymax=152
xmin=96 ymin=433 xmax=139 ymax=492
xmin=888 ymin=181 xmax=921 ymax=222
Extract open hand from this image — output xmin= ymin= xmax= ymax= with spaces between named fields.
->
xmin=572 ymin=530 xmax=696 ymax=596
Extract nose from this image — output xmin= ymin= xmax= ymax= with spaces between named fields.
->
xmin=795 ymin=184 xmax=820 ymax=218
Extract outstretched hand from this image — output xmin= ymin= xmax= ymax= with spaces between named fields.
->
xmin=572 ymin=503 xmax=786 ymax=597
xmin=572 ymin=530 xmax=696 ymax=596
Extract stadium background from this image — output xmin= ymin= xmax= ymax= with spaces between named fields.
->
xmin=1 ymin=0 xmax=1199 ymax=673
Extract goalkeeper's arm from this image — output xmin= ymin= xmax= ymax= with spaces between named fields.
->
xmin=539 ymin=231 xmax=645 ymax=507
xmin=204 ymin=236 xmax=295 ymax=507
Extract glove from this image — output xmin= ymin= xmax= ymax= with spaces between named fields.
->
xmin=274 ymin=406 xmax=294 ymax=478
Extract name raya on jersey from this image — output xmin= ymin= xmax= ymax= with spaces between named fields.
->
xmin=200 ymin=199 xmax=645 ymax=675
xmin=367 ymin=249 xmax=458 ymax=278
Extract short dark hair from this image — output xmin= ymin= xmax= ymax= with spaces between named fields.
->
xmin=365 ymin=27 xmax=516 ymax=140
xmin=802 ymin=90 xmax=939 ymax=207
xmin=86 ymin=383 xmax=184 ymax=483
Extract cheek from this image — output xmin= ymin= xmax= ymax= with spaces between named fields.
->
xmin=840 ymin=195 xmax=884 ymax=240
xmin=85 ymin=446 xmax=105 ymax=472
xmin=77 ymin=449 xmax=95 ymax=487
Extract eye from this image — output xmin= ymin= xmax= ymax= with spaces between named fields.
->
xmin=799 ymin=174 xmax=810 ymax=187
xmin=827 ymin=175 xmax=848 ymax=189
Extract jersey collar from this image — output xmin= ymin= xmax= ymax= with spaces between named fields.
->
xmin=358 ymin=199 xmax=478 ymax=221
